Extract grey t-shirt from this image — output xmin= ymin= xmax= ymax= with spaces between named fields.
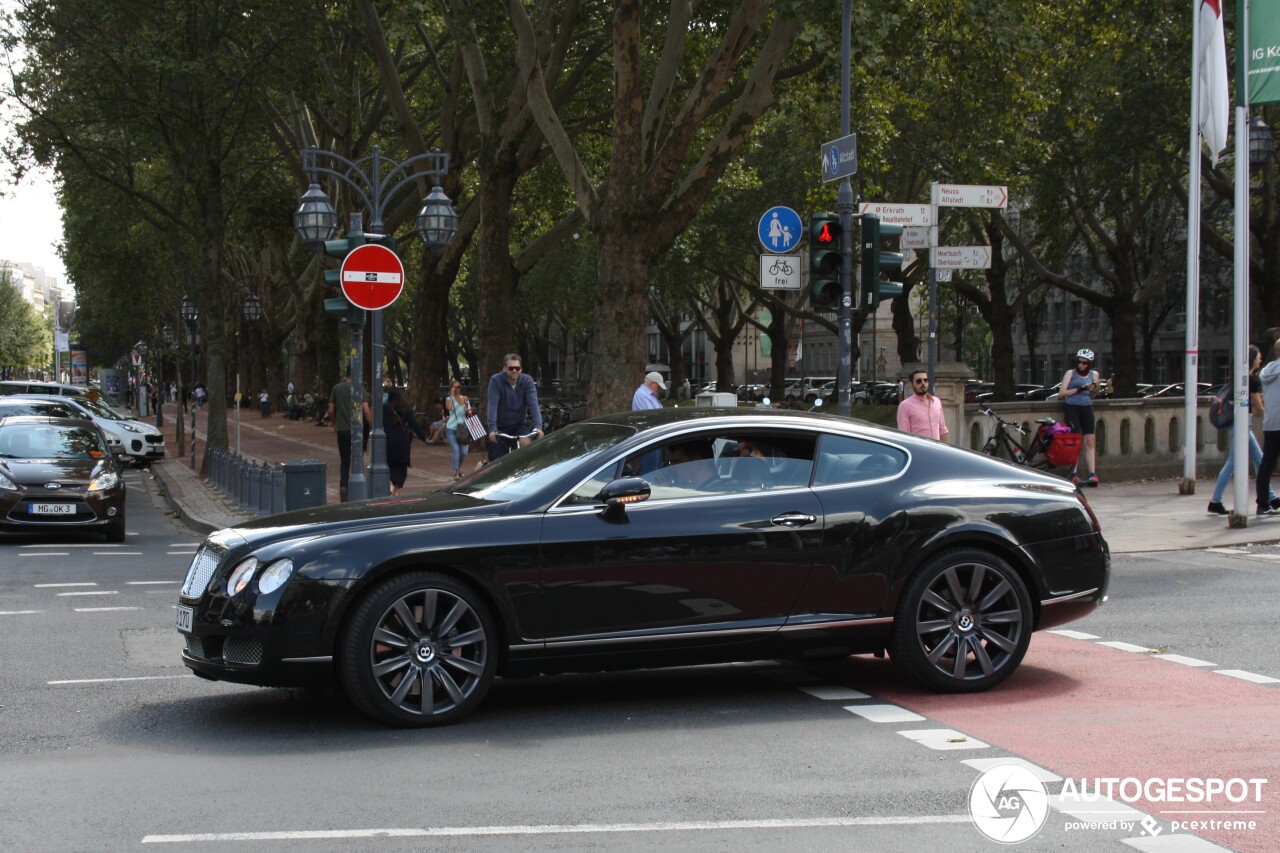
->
xmin=330 ymin=380 xmax=353 ymax=431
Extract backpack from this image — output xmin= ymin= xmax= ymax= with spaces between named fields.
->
xmin=1208 ymin=385 xmax=1234 ymax=430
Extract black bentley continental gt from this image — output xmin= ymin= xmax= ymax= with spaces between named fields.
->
xmin=177 ymin=408 xmax=1109 ymax=726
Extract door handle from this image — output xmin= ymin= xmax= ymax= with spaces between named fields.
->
xmin=771 ymin=512 xmax=817 ymax=528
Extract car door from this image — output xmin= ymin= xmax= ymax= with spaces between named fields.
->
xmin=537 ymin=429 xmax=822 ymax=645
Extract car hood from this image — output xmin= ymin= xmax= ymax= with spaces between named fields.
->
xmin=1 ymin=457 xmax=102 ymax=485
xmin=213 ymin=489 xmax=509 ymax=549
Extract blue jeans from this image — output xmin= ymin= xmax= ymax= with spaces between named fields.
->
xmin=446 ymin=427 xmax=469 ymax=473
xmin=1212 ymin=426 xmax=1275 ymax=503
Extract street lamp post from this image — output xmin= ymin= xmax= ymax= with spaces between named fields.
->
xmin=181 ymin=297 xmax=199 ymax=470
xmin=133 ymin=340 xmax=148 ymax=415
xmin=158 ymin=324 xmax=174 ymax=429
xmin=235 ymin=291 xmax=262 ymax=456
xmin=293 ymin=145 xmax=457 ymax=499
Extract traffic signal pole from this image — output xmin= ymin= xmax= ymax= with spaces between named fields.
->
xmin=837 ymin=0 xmax=855 ymax=418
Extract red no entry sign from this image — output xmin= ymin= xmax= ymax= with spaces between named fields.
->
xmin=340 ymin=244 xmax=405 ymax=311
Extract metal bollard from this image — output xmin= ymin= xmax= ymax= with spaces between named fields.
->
xmin=238 ymin=459 xmax=252 ymax=510
xmin=270 ymin=465 xmax=284 ymax=515
xmin=257 ymin=462 xmax=270 ymax=513
xmin=231 ymin=455 xmax=243 ymax=504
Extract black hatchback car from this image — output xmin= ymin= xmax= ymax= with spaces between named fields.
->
xmin=177 ymin=408 xmax=1109 ymax=726
xmin=0 ymin=416 xmax=126 ymax=542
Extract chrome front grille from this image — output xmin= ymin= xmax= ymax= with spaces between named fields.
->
xmin=223 ymin=638 xmax=263 ymax=666
xmin=181 ymin=547 xmax=221 ymax=598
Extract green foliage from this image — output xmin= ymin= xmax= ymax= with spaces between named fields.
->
xmin=0 ymin=277 xmax=51 ymax=370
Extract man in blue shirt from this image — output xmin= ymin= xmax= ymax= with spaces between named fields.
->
xmin=486 ymin=353 xmax=543 ymax=460
xmin=632 ymin=371 xmax=666 ymax=410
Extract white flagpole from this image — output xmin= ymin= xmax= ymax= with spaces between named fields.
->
xmin=1231 ymin=0 xmax=1251 ymax=521
xmin=1183 ymin=0 xmax=1203 ymax=494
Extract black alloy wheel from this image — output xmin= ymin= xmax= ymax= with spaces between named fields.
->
xmin=889 ymin=548 xmax=1032 ymax=693
xmin=340 ymin=571 xmax=497 ymax=727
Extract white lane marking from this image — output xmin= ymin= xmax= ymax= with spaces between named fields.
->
xmin=74 ymin=607 xmax=143 ymax=613
xmin=1095 ymin=641 xmax=1153 ymax=653
xmin=0 ymin=610 xmax=44 ymax=616
xmin=1248 ymin=553 xmax=1280 ymax=561
xmin=798 ymin=685 xmax=870 ymax=701
xmin=1213 ymin=669 xmax=1280 ymax=684
xmin=146 ymin=590 xmax=176 ymax=595
xmin=127 ymin=581 xmax=179 ymax=585
xmin=18 ymin=552 xmax=69 ymax=557
xmin=22 ymin=543 xmax=120 ymax=548
xmin=166 ymin=551 xmax=197 ymax=556
xmin=1120 ymin=835 xmax=1236 ymax=851
xmin=1206 ymin=547 xmax=1249 ymax=554
xmin=1046 ymin=629 xmax=1100 ymax=640
xmin=35 ymin=582 xmax=97 ymax=588
xmin=961 ymin=758 xmax=1063 ymax=783
xmin=843 ymin=704 xmax=925 ymax=723
xmin=48 ymin=675 xmax=194 ymax=685
xmin=1151 ymin=653 xmax=1216 ymax=667
xmin=897 ymin=729 xmax=989 ymax=750
xmin=93 ymin=552 xmax=143 ymax=556
xmin=56 ymin=591 xmax=118 ymax=597
xmin=140 ymin=815 xmax=976 ymax=844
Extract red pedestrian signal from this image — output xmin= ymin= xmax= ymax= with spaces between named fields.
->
xmin=817 ymin=222 xmax=836 ymax=244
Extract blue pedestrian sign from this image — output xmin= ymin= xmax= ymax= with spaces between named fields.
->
xmin=758 ymin=206 xmax=802 ymax=254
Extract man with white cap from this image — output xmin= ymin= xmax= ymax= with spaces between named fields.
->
xmin=632 ymin=371 xmax=666 ymax=411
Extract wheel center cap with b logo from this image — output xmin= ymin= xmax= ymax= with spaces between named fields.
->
xmin=413 ymin=639 xmax=437 ymax=664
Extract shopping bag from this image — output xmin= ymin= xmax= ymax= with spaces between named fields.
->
xmin=464 ymin=413 xmax=487 ymax=442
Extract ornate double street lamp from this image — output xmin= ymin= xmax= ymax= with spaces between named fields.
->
xmin=181 ymin=296 xmax=199 ymax=469
xmin=293 ymin=145 xmax=458 ymax=499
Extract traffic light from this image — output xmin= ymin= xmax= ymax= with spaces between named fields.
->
xmin=808 ymin=212 xmax=842 ymax=311
xmin=860 ymin=214 xmax=905 ymax=310
xmin=321 ymin=232 xmax=398 ymax=288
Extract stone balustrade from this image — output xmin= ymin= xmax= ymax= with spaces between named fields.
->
xmin=964 ymin=397 xmax=1240 ymax=479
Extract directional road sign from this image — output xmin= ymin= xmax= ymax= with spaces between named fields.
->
xmin=858 ymin=202 xmax=933 ymax=226
xmin=758 ymin=206 xmax=803 ymax=253
xmin=901 ymin=226 xmax=933 ymax=250
xmin=933 ymin=246 xmax=992 ymax=269
xmin=340 ymin=244 xmax=405 ymax=310
xmin=820 ymin=133 xmax=858 ymax=183
xmin=935 ymin=183 xmax=1008 ymax=209
xmin=760 ymin=254 xmax=801 ymax=290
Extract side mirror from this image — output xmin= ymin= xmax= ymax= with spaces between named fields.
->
xmin=597 ymin=477 xmax=651 ymax=521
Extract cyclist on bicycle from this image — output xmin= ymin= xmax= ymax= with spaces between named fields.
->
xmin=486 ymin=353 xmax=543 ymax=461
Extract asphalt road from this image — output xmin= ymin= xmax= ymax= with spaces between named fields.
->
xmin=1 ymin=472 xmax=1276 ymax=852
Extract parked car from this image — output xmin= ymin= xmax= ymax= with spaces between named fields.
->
xmin=1142 ymin=382 xmax=1213 ymax=399
xmin=177 ymin=407 xmax=1109 ymax=727
xmin=0 ymin=415 xmax=126 ymax=542
xmin=13 ymin=394 xmax=165 ymax=466
xmin=0 ymin=380 xmax=90 ymax=398
xmin=0 ymin=398 xmax=125 ymax=458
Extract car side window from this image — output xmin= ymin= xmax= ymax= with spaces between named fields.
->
xmin=813 ymin=434 xmax=907 ymax=486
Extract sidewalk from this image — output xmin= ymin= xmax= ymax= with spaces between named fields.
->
xmin=141 ymin=401 xmax=1280 ymax=553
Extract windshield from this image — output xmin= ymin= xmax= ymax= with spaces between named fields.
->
xmin=73 ymin=396 xmax=126 ymax=420
xmin=0 ymin=424 xmax=109 ymax=459
xmin=447 ymin=422 xmax=635 ymax=503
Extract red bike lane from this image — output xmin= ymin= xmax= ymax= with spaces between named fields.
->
xmin=825 ymin=633 xmax=1279 ymax=851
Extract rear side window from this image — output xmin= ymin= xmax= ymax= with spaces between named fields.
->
xmin=813 ymin=434 xmax=907 ymax=486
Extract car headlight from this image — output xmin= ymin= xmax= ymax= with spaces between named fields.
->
xmin=0 ymin=469 xmax=15 ymax=491
xmin=119 ymin=423 xmax=142 ymax=433
xmin=226 ymin=557 xmax=259 ymax=596
xmin=256 ymin=559 xmax=294 ymax=595
xmin=88 ymin=469 xmax=119 ymax=491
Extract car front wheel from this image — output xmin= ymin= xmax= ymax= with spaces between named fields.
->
xmin=890 ymin=548 xmax=1032 ymax=693
xmin=340 ymin=571 xmax=497 ymax=727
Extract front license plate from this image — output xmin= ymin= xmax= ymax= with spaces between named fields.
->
xmin=175 ymin=605 xmax=194 ymax=633
xmin=31 ymin=503 xmax=74 ymax=515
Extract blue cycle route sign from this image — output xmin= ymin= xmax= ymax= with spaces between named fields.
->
xmin=821 ymin=133 xmax=858 ymax=183
xmin=757 ymin=206 xmax=803 ymax=253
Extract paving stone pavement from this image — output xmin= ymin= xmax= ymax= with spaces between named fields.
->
xmin=138 ymin=400 xmax=1280 ymax=553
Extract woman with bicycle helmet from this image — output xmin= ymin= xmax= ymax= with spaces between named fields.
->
xmin=1059 ymin=348 xmax=1100 ymax=486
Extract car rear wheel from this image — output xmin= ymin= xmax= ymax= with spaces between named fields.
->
xmin=889 ymin=548 xmax=1032 ymax=693
xmin=339 ymin=571 xmax=497 ymax=727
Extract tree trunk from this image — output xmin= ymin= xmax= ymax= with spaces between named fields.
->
xmin=589 ymin=229 xmax=652 ymax=414
xmin=475 ymin=166 xmax=521 ymax=394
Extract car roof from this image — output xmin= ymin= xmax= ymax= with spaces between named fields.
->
xmin=0 ymin=414 xmax=98 ymax=429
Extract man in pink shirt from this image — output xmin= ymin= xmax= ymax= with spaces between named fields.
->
xmin=896 ymin=369 xmax=949 ymax=441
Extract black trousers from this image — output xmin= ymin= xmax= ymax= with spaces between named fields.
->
xmin=336 ymin=430 xmax=352 ymax=498
xmin=1257 ymin=431 xmax=1280 ymax=510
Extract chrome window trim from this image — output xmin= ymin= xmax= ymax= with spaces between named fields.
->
xmin=780 ymin=615 xmax=893 ymax=630
xmin=1040 ymin=587 xmax=1099 ymax=605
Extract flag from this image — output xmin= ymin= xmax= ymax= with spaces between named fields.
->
xmin=1198 ymin=0 xmax=1229 ymax=164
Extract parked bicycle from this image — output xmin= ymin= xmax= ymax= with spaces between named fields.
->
xmin=979 ymin=408 xmax=1080 ymax=473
